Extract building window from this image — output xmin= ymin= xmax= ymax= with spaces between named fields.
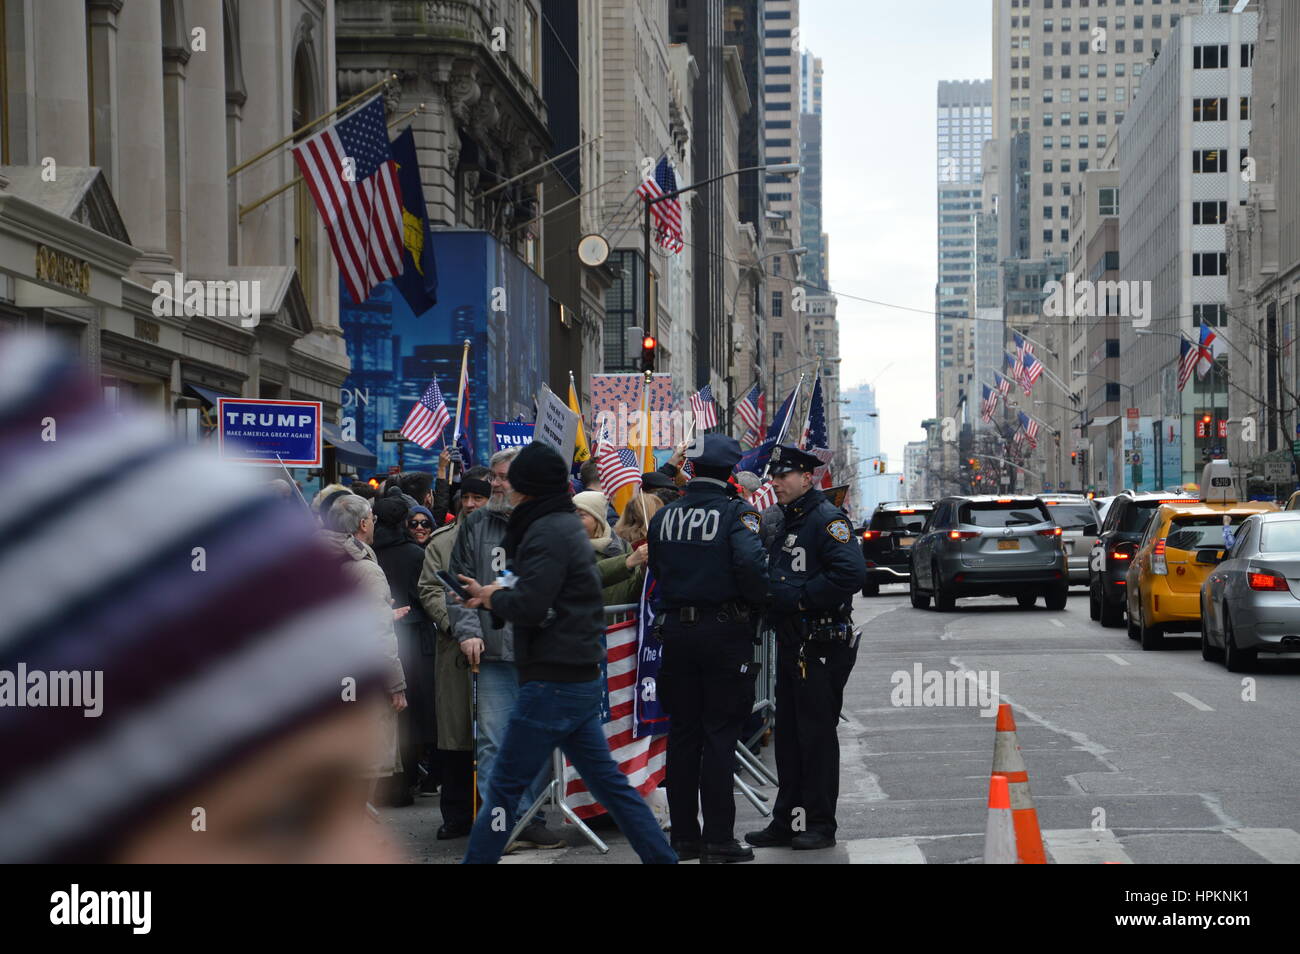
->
xmin=1044 ymin=205 xmax=1054 ymax=219
xmin=1241 ymin=97 xmax=1251 ymax=120
xmin=1079 ymin=111 xmax=1089 ymax=125
xmin=773 ymin=331 xmax=784 ymax=357
xmin=1043 ymin=136 xmax=1053 ymax=149
xmin=1043 ymin=160 xmax=1054 ymax=173
xmin=1097 ymin=134 xmax=1107 ymax=148
xmin=1044 ymin=42 xmax=1054 ymax=55
xmin=764 ymin=83 xmax=792 ymax=93
xmin=1241 ymin=43 xmax=1256 ymax=67
xmin=1194 ymin=304 xmax=1227 ymax=327
xmin=1061 ymin=159 xmax=1072 ymax=173
xmin=1061 ymin=65 xmax=1071 ymax=78
xmin=1192 ymin=253 xmax=1228 ymax=276
xmin=765 ymin=138 xmax=792 ymax=148
xmin=1098 ymin=64 xmax=1108 ymax=77
xmin=1044 ymin=182 xmax=1054 ymax=196
xmin=1098 ymin=187 xmax=1117 ymax=215
xmin=1044 ymin=88 xmax=1054 ymax=102
xmin=1044 ymin=65 xmax=1054 ymax=79
xmin=1043 ymin=113 xmax=1054 ymax=126
xmin=1097 ymin=110 xmax=1107 ymax=123
xmin=1114 ymin=39 xmax=1124 ymax=53
xmin=766 ymin=120 xmax=792 ymax=129
xmin=1193 ymin=97 xmax=1226 ymax=121
xmin=521 ymin=4 xmax=540 ymax=85
xmin=1192 ymin=200 xmax=1228 ymax=225
xmin=1061 ymin=111 xmax=1072 ymax=126
xmin=1193 ymin=44 xmax=1229 ymax=69
xmin=772 ymin=291 xmax=784 ymax=317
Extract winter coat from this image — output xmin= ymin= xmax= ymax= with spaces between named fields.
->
xmin=596 ymin=550 xmax=646 ymax=607
xmin=373 ymin=521 xmax=436 ymax=750
xmin=447 ymin=505 xmax=515 ymax=662
xmin=417 ymin=521 xmax=472 ymax=751
xmin=490 ymin=510 xmax=606 ymax=684
xmin=320 ymin=529 xmax=404 ymax=777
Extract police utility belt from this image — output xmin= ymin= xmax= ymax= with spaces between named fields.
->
xmin=797 ymin=612 xmax=860 ymax=647
xmin=658 ymin=602 xmax=753 ymax=626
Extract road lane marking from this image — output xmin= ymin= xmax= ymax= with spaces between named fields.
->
xmin=1227 ymin=828 xmax=1300 ymax=864
xmin=1172 ymin=691 xmax=1214 ymax=712
xmin=1042 ymin=829 xmax=1133 ymax=864
xmin=1103 ymin=653 xmax=1130 ymax=666
xmin=845 ymin=836 xmax=927 ymax=864
xmin=1049 ymin=618 xmax=1065 ymax=628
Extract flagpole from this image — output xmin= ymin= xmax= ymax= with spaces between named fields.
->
xmin=760 ymin=372 xmax=806 ymax=481
xmin=450 ymin=338 xmax=471 ymax=486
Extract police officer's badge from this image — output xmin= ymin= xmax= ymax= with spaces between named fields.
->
xmin=827 ymin=518 xmax=852 ymax=543
xmin=741 ymin=511 xmax=761 ymax=534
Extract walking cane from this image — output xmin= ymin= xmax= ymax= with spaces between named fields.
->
xmin=471 ymin=663 xmax=480 ymax=820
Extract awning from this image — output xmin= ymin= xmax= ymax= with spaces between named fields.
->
xmin=321 ymin=421 xmax=377 ymax=470
xmin=1088 ymin=415 xmax=1119 ymax=429
xmin=184 ymin=383 xmax=235 ymax=407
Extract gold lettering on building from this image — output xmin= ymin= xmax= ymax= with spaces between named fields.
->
xmin=34 ymin=245 xmax=91 ymax=296
xmin=134 ymin=317 xmax=161 ymax=344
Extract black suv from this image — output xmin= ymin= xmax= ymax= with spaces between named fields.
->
xmin=858 ymin=501 xmax=933 ymax=596
xmin=1087 ymin=491 xmax=1194 ymax=627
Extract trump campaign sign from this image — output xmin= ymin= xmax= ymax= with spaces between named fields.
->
xmin=218 ymin=398 xmax=322 ymax=467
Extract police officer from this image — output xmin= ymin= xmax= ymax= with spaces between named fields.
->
xmin=647 ymin=434 xmax=770 ymax=864
xmin=745 ymin=445 xmax=865 ymax=852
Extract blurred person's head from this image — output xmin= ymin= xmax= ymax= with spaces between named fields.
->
xmin=580 ymin=458 xmax=601 ymax=492
xmin=350 ymin=480 xmax=377 ymax=501
xmin=735 ymin=470 xmax=762 ymax=501
xmin=505 ymin=442 xmax=569 ymax=506
xmin=487 ymin=447 xmax=520 ymax=510
xmin=0 ymin=336 xmax=398 ymax=863
xmin=399 ymin=471 xmax=433 ymax=508
xmin=614 ymin=493 xmax=664 ymax=545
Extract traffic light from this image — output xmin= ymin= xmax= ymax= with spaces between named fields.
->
xmin=640 ymin=334 xmax=657 ymax=372
xmin=1071 ymin=451 xmax=1078 ymax=465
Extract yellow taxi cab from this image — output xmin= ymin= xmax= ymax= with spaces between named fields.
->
xmin=1285 ymin=490 xmax=1300 ymax=511
xmin=1127 ymin=461 xmax=1279 ymax=651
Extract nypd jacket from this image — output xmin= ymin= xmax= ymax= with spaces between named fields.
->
xmin=447 ymin=505 xmax=515 ymax=662
xmin=766 ymin=488 xmax=866 ymax=616
xmin=647 ymin=477 xmax=770 ymax=610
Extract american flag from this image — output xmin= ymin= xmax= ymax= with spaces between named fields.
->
xmin=689 ymin=384 xmax=718 ymax=431
xmin=595 ymin=437 xmax=642 ymax=500
xmin=1004 ymin=352 xmax=1019 ymax=385
xmin=1020 ymin=351 xmax=1044 ymax=394
xmin=400 ymin=378 xmax=451 ymax=448
xmin=1177 ymin=335 xmax=1197 ymax=391
xmin=980 ymin=384 xmax=999 ymax=422
xmin=995 ymin=370 xmax=1012 ymax=397
xmin=735 ymin=382 xmax=764 ymax=443
xmin=562 ymin=619 xmax=667 ymax=819
xmin=1018 ymin=411 xmax=1040 ymax=450
xmin=292 ymin=96 xmax=404 ymax=306
xmin=635 ymin=156 xmax=683 ymax=253
xmin=801 ymin=374 xmax=834 ymax=486
xmin=750 ymin=480 xmax=778 ymax=512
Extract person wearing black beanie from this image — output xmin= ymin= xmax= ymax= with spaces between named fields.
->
xmin=457 ymin=440 xmax=677 ymax=865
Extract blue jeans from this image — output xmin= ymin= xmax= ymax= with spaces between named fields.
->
xmin=476 ymin=660 xmax=548 ymax=821
xmin=463 ymin=678 xmax=678 ymax=864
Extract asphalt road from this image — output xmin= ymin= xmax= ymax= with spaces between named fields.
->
xmin=382 ymin=583 xmax=1300 ymax=864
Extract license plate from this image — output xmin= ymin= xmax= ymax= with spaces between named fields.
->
xmin=899 ymin=538 xmax=915 ymax=548
xmin=997 ymin=539 xmax=1020 ymax=551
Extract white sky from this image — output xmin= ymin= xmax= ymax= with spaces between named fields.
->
xmin=801 ymin=0 xmax=992 ymax=466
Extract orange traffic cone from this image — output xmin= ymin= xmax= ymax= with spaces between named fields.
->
xmin=983 ymin=774 xmax=1017 ymax=864
xmin=991 ymin=703 xmax=1047 ymax=864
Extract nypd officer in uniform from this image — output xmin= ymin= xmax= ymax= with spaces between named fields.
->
xmin=647 ymin=433 xmax=770 ymax=864
xmin=745 ymin=444 xmax=865 ymax=852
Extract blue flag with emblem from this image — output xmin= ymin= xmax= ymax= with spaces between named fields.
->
xmin=390 ymin=126 xmax=438 ymax=315
xmin=737 ymin=385 xmax=797 ymax=474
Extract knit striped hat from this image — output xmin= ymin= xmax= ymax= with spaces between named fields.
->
xmin=0 ymin=336 xmax=387 ymax=862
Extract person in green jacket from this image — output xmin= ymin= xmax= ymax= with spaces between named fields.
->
xmin=596 ymin=491 xmax=665 ymax=607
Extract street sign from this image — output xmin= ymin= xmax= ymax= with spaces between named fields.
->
xmin=1291 ymin=440 xmax=1300 ymax=455
xmin=1126 ymin=407 xmax=1139 ymax=432
xmin=1265 ymin=461 xmax=1292 ymax=481
xmin=217 ymin=398 xmax=322 ymax=467
xmin=382 ymin=429 xmax=407 ymax=443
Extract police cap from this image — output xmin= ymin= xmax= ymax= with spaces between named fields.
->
xmin=768 ymin=444 xmax=820 ymax=475
xmin=693 ymin=433 xmax=743 ymax=476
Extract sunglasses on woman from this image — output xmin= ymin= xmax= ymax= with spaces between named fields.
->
xmin=407 ymin=520 xmax=432 ymax=530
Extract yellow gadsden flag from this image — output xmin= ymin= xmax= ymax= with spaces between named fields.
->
xmin=568 ymin=378 xmax=590 ymax=465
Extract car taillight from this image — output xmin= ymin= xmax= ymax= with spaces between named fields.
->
xmin=948 ymin=530 xmax=979 ymax=540
xmin=1111 ymin=551 xmax=1131 ymax=560
xmin=1152 ymin=538 xmax=1167 ymax=575
xmin=1037 ymin=527 xmax=1063 ymax=537
xmin=1249 ymin=572 xmax=1289 ymax=591
xmin=861 ymin=530 xmax=879 ymax=540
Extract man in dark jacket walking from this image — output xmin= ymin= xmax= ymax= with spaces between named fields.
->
xmin=456 ymin=441 xmax=677 ymax=864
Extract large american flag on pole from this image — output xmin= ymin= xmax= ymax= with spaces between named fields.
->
xmin=292 ymin=96 xmax=404 ymax=305
xmin=635 ymin=156 xmax=684 ymax=253
xmin=801 ymin=374 xmax=834 ymax=486
xmin=563 ymin=619 xmax=668 ymax=819
xmin=735 ymin=382 xmax=763 ymax=443
xmin=400 ymin=378 xmax=452 ymax=448
xmin=1020 ymin=351 xmax=1044 ymax=395
xmin=980 ymin=384 xmax=999 ymax=423
xmin=1018 ymin=411 xmax=1040 ymax=450
xmin=995 ymin=370 xmax=1012 ymax=397
xmin=689 ymin=384 xmax=718 ymax=431
xmin=1177 ymin=335 xmax=1197 ymax=392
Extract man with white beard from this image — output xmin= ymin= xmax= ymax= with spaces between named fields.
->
xmin=447 ymin=448 xmax=564 ymax=851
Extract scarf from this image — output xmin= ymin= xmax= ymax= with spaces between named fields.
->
xmin=503 ymin=491 xmax=575 ymax=559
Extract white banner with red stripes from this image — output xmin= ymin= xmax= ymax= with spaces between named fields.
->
xmin=562 ymin=619 xmax=668 ymax=818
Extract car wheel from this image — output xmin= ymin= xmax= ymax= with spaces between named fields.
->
xmin=933 ymin=564 xmax=956 ymax=612
xmin=1223 ymin=613 xmax=1256 ymax=673
xmin=1017 ymin=592 xmax=1036 ymax=608
xmin=862 ymin=581 xmax=880 ymax=598
xmin=1088 ymin=581 xmax=1101 ymax=620
xmin=1099 ymin=589 xmax=1125 ymax=629
xmin=908 ymin=577 xmax=930 ymax=610
xmin=1044 ymin=583 xmax=1068 ymax=611
xmin=1201 ymin=609 xmax=1224 ymax=662
xmin=1138 ymin=603 xmax=1164 ymax=651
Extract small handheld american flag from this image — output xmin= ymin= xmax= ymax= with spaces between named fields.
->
xmin=595 ymin=438 xmax=642 ymax=501
xmin=401 ymin=378 xmax=451 ymax=448
xmin=689 ymin=384 xmax=718 ymax=431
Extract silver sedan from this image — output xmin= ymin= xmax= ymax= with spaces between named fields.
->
xmin=1200 ymin=511 xmax=1300 ymax=671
